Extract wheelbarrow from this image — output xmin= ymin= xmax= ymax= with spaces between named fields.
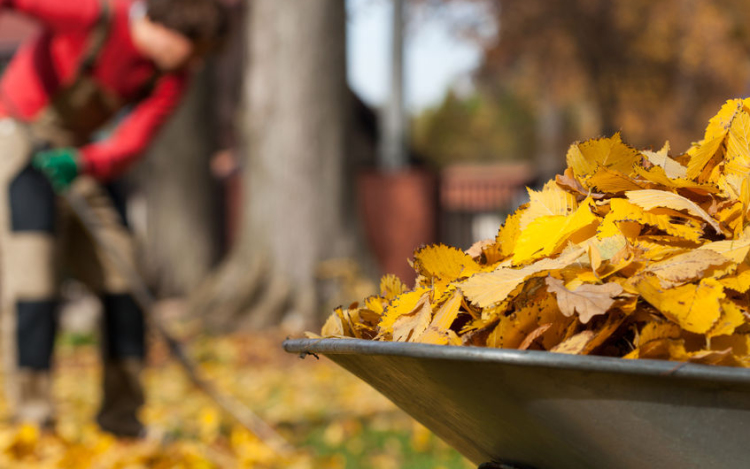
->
xmin=283 ymin=338 xmax=750 ymax=469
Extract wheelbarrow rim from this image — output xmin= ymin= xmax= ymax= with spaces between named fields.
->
xmin=283 ymin=338 xmax=750 ymax=385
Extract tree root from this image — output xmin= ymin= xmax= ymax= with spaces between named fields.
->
xmin=187 ymin=249 xmax=320 ymax=332
xmin=188 ymin=250 xmax=266 ymax=332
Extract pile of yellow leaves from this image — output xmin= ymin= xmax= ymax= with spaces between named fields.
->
xmin=319 ymin=98 xmax=750 ymax=367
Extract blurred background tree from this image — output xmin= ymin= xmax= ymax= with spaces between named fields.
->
xmin=189 ymin=0 xmax=359 ymax=331
xmin=414 ymin=0 xmax=750 ymax=179
xmin=412 ymin=89 xmax=536 ymax=168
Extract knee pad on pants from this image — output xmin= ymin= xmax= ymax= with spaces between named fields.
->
xmin=10 ymin=165 xmax=56 ymax=234
xmin=102 ymin=294 xmax=145 ymax=359
xmin=17 ymin=300 xmax=58 ymax=370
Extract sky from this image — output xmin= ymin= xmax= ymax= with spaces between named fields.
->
xmin=346 ymin=0 xmax=494 ymax=114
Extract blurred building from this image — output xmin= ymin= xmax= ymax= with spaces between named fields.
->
xmin=440 ymin=162 xmax=532 ymax=249
xmin=0 ymin=13 xmax=36 ymax=69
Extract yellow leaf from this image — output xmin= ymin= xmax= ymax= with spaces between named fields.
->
xmin=633 ymin=236 xmax=702 ymax=261
xmin=461 ymin=247 xmax=586 ymax=309
xmin=428 ymin=289 xmax=463 ymax=332
xmin=465 ymin=238 xmax=494 ymax=261
xmin=713 ymin=200 xmax=744 ymax=235
xmin=625 ymin=189 xmax=723 ymax=234
xmin=512 ymin=215 xmax=568 ymax=264
xmin=345 ymin=307 xmax=379 ymax=340
xmin=637 ymin=321 xmax=681 ymax=347
xmin=519 ymin=180 xmax=578 ymax=230
xmin=377 ymin=288 xmax=429 ymax=337
xmin=587 ymin=166 xmax=644 ymax=193
xmin=496 ymin=210 xmax=523 ymax=259
xmin=720 ymin=111 xmax=750 ymax=197
xmin=551 ymin=330 xmax=595 ymax=354
xmin=705 ymin=99 xmax=743 ymax=141
xmin=566 ymin=133 xmax=642 ymax=184
xmin=412 ymin=244 xmax=481 ymax=298
xmin=708 ymin=299 xmax=746 ymax=338
xmin=380 ymin=274 xmax=406 ymax=301
xmin=698 ymin=237 xmax=750 ymax=264
xmin=642 ymin=142 xmax=686 ymax=178
xmin=556 ymin=167 xmax=590 ymax=196
xmin=518 ymin=323 xmax=553 ymax=350
xmin=418 ymin=328 xmax=461 ymax=346
xmin=687 ymin=99 xmax=741 ymax=179
xmin=633 ymin=164 xmax=718 ymax=193
xmin=641 ymin=249 xmax=732 ymax=288
xmin=392 ymin=294 xmax=432 ymax=342
xmin=711 ymin=334 xmax=750 ymax=357
xmin=487 ymin=303 xmax=540 ymax=349
xmin=581 ymin=310 xmax=628 ymax=353
xmin=686 ymin=349 xmax=741 ymax=367
xmin=364 ymin=295 xmax=386 ymax=316
xmin=635 ymin=276 xmax=725 ymax=334
xmin=687 ymin=136 xmax=727 ymax=181
xmin=322 ymin=308 xmax=347 ymax=337
xmin=513 ymin=198 xmax=599 ymax=265
xmin=719 ymin=265 xmax=750 ymax=292
xmin=625 ymin=338 xmax=688 ymax=361
xmin=591 ymin=231 xmax=628 ymax=262
xmin=586 ymin=241 xmax=602 ymax=273
xmin=607 ymin=198 xmax=703 ymax=242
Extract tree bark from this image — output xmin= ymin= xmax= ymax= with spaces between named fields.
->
xmin=535 ymin=96 xmax=564 ymax=184
xmin=191 ymin=0 xmax=354 ymax=331
xmin=137 ymin=69 xmax=221 ymax=297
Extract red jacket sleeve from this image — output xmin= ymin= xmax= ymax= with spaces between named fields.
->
xmin=80 ymin=72 xmax=189 ymax=181
xmin=4 ymin=0 xmax=100 ymax=31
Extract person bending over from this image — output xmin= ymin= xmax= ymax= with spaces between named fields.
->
xmin=0 ymin=0 xmax=228 ymax=437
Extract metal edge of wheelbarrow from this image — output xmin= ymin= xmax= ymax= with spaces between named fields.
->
xmin=283 ymin=338 xmax=750 ymax=469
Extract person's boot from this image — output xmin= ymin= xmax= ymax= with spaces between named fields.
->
xmin=14 ymin=369 xmax=55 ymax=430
xmin=96 ymin=358 xmax=144 ymax=438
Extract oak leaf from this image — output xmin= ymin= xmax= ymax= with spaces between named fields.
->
xmin=545 ymin=277 xmax=624 ymax=324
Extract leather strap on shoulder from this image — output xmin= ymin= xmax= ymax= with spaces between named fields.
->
xmin=77 ymin=0 xmax=113 ymax=76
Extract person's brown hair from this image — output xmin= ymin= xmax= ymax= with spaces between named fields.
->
xmin=146 ymin=0 xmax=230 ymax=49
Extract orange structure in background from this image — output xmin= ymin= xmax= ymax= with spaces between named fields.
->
xmin=0 ymin=13 xmax=36 ymax=59
xmin=358 ymin=168 xmax=438 ymax=286
xmin=440 ymin=162 xmax=533 ymax=250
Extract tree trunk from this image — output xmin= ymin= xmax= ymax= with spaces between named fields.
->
xmin=190 ymin=0 xmax=353 ymax=331
xmin=136 ymin=69 xmax=221 ymax=297
xmin=535 ymin=96 xmax=564 ymax=185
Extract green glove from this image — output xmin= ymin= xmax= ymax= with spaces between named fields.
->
xmin=32 ymin=148 xmax=80 ymax=192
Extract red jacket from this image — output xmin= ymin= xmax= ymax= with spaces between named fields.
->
xmin=0 ymin=0 xmax=188 ymax=180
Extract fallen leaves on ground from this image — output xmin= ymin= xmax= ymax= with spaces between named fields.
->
xmin=0 ymin=331 xmax=472 ymax=468
xmin=319 ymin=97 xmax=750 ymax=367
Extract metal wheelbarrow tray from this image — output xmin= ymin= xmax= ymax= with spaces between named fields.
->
xmin=283 ymin=338 xmax=750 ymax=469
